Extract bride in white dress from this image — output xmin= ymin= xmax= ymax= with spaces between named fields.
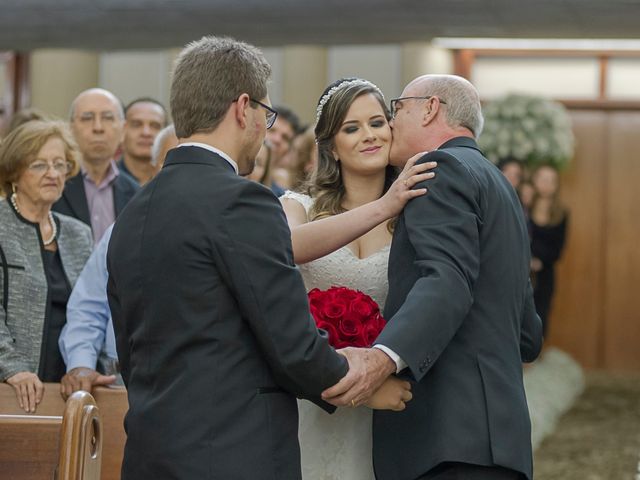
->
xmin=280 ymin=78 xmax=436 ymax=480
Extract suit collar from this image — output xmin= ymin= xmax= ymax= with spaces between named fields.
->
xmin=438 ymin=136 xmax=482 ymax=152
xmin=163 ymin=146 xmax=238 ymax=174
xmin=176 ymin=143 xmax=238 ymax=174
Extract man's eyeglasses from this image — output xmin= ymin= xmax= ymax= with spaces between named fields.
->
xmin=28 ymin=160 xmax=71 ymax=175
xmin=233 ymin=97 xmax=278 ymax=129
xmin=250 ymin=98 xmax=278 ymax=129
xmin=389 ymin=96 xmax=447 ymax=119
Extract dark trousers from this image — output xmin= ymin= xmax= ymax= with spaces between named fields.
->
xmin=418 ymin=462 xmax=526 ymax=480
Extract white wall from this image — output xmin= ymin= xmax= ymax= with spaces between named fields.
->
xmin=607 ymin=58 xmax=640 ymax=99
xmin=472 ymin=57 xmax=601 ymax=100
xmin=262 ymin=47 xmax=284 ymax=107
xmin=99 ymin=50 xmax=173 ymax=108
xmin=30 ymin=49 xmax=99 ymax=118
xmin=327 ymin=44 xmax=402 ymax=102
xmin=26 ymin=44 xmax=640 ymax=125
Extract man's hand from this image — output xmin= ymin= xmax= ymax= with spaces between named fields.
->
xmin=60 ymin=367 xmax=116 ymax=400
xmin=321 ymin=347 xmax=397 ymax=407
xmin=6 ymin=371 xmax=44 ymax=413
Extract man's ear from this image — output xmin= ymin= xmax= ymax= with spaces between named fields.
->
xmin=235 ymin=94 xmax=251 ymax=128
xmin=421 ymin=98 xmax=439 ymax=127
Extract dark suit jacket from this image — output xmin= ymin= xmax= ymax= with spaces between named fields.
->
xmin=374 ymin=137 xmax=543 ymax=480
xmin=107 ymin=146 xmax=348 ymax=480
xmin=52 ymin=168 xmax=139 ymax=233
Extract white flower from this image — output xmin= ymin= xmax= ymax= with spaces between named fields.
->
xmin=479 ymin=93 xmax=574 ymax=169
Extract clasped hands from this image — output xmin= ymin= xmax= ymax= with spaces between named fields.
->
xmin=322 ymin=347 xmax=412 ymax=411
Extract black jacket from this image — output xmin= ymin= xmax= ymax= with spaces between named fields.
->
xmin=52 ymin=169 xmax=139 ymax=236
xmin=107 ymin=146 xmax=347 ymax=479
xmin=375 ymin=137 xmax=543 ymax=480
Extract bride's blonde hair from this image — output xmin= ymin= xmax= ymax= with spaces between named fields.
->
xmin=307 ymin=78 xmax=397 ymax=225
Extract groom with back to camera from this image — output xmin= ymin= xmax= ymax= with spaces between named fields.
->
xmin=106 ymin=36 xmax=383 ymax=479
xmin=323 ymin=75 xmax=543 ymax=479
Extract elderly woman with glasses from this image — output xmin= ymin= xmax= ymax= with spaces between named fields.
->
xmin=0 ymin=120 xmax=92 ymax=412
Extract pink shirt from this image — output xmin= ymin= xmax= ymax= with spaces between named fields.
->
xmin=82 ymin=160 xmax=119 ymax=244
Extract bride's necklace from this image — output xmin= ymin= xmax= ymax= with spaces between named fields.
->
xmin=10 ymin=193 xmax=57 ymax=246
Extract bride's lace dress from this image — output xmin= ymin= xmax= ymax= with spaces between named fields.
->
xmin=282 ymin=191 xmax=390 ymax=480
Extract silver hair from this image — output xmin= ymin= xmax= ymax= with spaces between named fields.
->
xmin=419 ymin=75 xmax=484 ymax=138
xmin=151 ymin=124 xmax=176 ymax=166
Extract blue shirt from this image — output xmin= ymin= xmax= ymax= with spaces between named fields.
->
xmin=59 ymin=224 xmax=117 ymax=371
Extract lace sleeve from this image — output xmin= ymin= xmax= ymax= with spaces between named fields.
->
xmin=280 ymin=190 xmax=313 ymax=214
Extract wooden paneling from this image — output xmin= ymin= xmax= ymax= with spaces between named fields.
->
xmin=547 ymin=111 xmax=609 ymax=368
xmin=603 ymin=112 xmax=640 ymax=370
xmin=0 ymin=415 xmax=61 ymax=478
xmin=549 ymin=110 xmax=640 ymax=371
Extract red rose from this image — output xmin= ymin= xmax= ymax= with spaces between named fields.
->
xmin=316 ymin=321 xmax=339 ymax=345
xmin=332 ymin=286 xmax=359 ymax=302
xmin=338 ymin=317 xmax=359 ymax=339
xmin=358 ymin=320 xmax=382 ymax=347
xmin=321 ymin=298 xmax=348 ymax=324
xmin=307 ymin=286 xmax=385 ymax=349
xmin=349 ymin=297 xmax=377 ymax=321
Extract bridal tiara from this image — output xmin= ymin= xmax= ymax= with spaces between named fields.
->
xmin=315 ymin=79 xmax=383 ymax=124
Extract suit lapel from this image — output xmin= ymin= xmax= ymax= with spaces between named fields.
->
xmin=113 ymin=176 xmax=128 ymax=216
xmin=62 ymin=174 xmax=91 ymax=225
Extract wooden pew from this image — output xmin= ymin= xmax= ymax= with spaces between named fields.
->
xmin=58 ymin=390 xmax=102 ymax=480
xmin=0 ymin=383 xmax=128 ymax=480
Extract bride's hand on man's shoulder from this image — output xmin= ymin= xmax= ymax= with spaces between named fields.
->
xmin=364 ymin=376 xmax=412 ymax=411
xmin=380 ymin=153 xmax=436 ymax=218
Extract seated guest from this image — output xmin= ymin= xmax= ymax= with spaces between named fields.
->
xmin=0 ymin=120 xmax=93 ymax=413
xmin=117 ymin=97 xmax=168 ymax=185
xmin=59 ymin=126 xmax=178 ymax=399
xmin=52 ymin=88 xmax=139 ymax=244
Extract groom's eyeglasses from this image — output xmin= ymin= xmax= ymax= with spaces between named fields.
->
xmin=389 ymin=96 xmax=447 ymax=119
xmin=232 ymin=97 xmax=278 ymax=129
xmin=250 ymin=98 xmax=278 ymax=129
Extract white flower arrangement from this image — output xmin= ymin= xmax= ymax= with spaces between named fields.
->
xmin=479 ymin=93 xmax=575 ymax=170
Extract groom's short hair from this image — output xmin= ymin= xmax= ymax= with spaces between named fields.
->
xmin=170 ymin=35 xmax=271 ymax=138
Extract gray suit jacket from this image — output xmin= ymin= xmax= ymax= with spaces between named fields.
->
xmin=0 ymin=200 xmax=93 ymax=380
xmin=374 ymin=137 xmax=543 ymax=480
xmin=107 ymin=146 xmax=348 ymax=480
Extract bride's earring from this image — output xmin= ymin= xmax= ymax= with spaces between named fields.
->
xmin=11 ymin=183 xmax=17 ymax=194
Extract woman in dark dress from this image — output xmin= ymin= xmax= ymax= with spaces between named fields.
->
xmin=529 ymin=164 xmax=568 ymax=335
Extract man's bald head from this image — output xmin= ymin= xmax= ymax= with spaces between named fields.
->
xmin=69 ymin=88 xmax=124 ymax=121
xmin=69 ymin=88 xmax=125 ymax=165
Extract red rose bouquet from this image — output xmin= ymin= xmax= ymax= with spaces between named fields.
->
xmin=307 ymin=286 xmax=386 ymax=349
